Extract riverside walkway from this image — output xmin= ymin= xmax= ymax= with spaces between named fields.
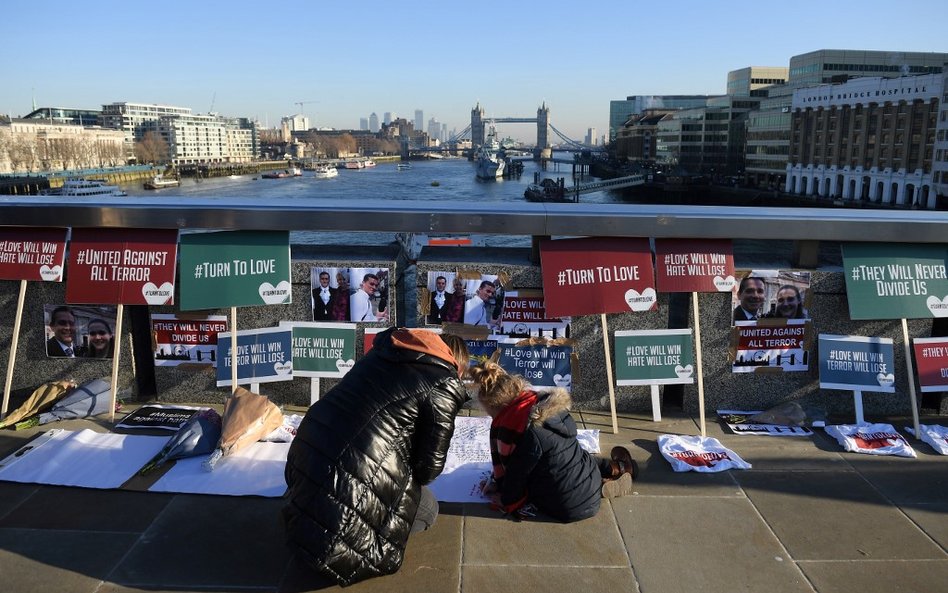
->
xmin=0 ymin=407 xmax=945 ymax=593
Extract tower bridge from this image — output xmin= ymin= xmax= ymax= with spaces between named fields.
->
xmin=449 ymin=103 xmax=598 ymax=151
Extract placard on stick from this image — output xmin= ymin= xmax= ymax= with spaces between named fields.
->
xmin=615 ymin=329 xmax=694 ymax=421
xmin=819 ymin=334 xmax=895 ymax=424
xmin=216 ymin=327 xmax=293 ymax=388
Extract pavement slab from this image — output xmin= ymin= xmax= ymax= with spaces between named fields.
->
xmin=798 ymin=559 xmax=948 ymax=593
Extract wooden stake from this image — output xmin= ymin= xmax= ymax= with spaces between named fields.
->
xmin=230 ymin=306 xmax=238 ymax=393
xmin=693 ymin=292 xmax=707 ymax=437
xmin=109 ymin=304 xmax=124 ymax=423
xmin=901 ymin=318 xmax=921 ymax=437
xmin=1 ymin=280 xmax=28 ymax=418
xmin=601 ymin=313 xmax=618 ymax=434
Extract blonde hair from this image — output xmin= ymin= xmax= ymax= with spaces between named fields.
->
xmin=439 ymin=333 xmax=470 ymax=374
xmin=468 ymin=361 xmax=526 ymax=413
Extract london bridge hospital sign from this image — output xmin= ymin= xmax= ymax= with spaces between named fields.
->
xmin=792 ymin=74 xmax=939 ymax=110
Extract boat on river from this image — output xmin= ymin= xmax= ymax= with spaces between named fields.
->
xmin=143 ymin=174 xmax=180 ymax=190
xmin=41 ymin=178 xmax=127 ymax=197
xmin=396 ymin=163 xmax=412 ymax=171
xmin=474 ymin=123 xmax=505 ymax=179
xmin=524 ymin=178 xmax=569 ymax=202
xmin=314 ymin=164 xmax=339 ymax=179
xmin=262 ymin=167 xmax=302 ymax=179
xmin=343 ymin=160 xmax=365 ymax=170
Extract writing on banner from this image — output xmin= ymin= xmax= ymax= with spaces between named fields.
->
xmin=615 ymin=329 xmax=694 ymax=386
xmin=152 ymin=314 xmax=228 ymax=367
xmin=215 ymin=327 xmax=293 ymax=387
xmin=731 ymin=320 xmax=811 ymax=373
xmin=499 ymin=291 xmax=570 ymax=337
xmin=66 ymin=228 xmax=179 ymax=305
xmin=842 ymin=243 xmax=948 ymax=320
xmin=281 ymin=322 xmax=356 ymax=378
xmin=178 ymin=230 xmax=291 ymax=310
xmin=912 ymin=337 xmax=948 ymax=392
xmin=539 ymin=237 xmax=655 ymax=318
xmin=818 ymin=334 xmax=895 ymax=393
xmin=497 ymin=344 xmax=573 ymax=390
xmin=0 ymin=227 xmax=68 ymax=282
xmin=466 ymin=339 xmax=499 ymax=369
xmin=654 ymin=239 xmax=735 ymax=293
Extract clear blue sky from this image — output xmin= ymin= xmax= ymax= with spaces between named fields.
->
xmin=2 ymin=0 xmax=945 ymax=142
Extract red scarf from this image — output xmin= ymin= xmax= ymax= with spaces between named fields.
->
xmin=489 ymin=390 xmax=537 ymax=512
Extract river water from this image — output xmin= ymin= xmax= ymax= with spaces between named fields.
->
xmin=122 ymin=157 xmax=618 ymax=247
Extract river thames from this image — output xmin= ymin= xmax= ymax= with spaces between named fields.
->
xmin=122 ymin=157 xmax=617 ymax=247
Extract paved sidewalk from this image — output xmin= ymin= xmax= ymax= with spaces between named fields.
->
xmin=0 ymin=410 xmax=946 ymax=593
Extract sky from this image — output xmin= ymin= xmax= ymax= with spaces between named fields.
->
xmin=2 ymin=0 xmax=946 ymax=143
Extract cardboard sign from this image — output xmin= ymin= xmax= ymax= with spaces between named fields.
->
xmin=281 ymin=321 xmax=356 ymax=378
xmin=654 ymin=239 xmax=735 ymax=293
xmin=498 ymin=291 xmax=570 ymax=337
xmin=0 ymin=227 xmax=68 ymax=282
xmin=912 ymin=337 xmax=948 ymax=392
xmin=66 ymin=228 xmax=178 ymax=305
xmin=152 ymin=314 xmax=228 ymax=367
xmin=466 ymin=339 xmax=499 ymax=368
xmin=116 ymin=405 xmax=210 ymax=431
xmin=818 ymin=334 xmax=895 ymax=393
xmin=842 ymin=243 xmax=948 ymax=320
xmin=731 ymin=320 xmax=811 ymax=373
xmin=539 ymin=237 xmax=655 ymax=318
xmin=497 ymin=344 xmax=572 ymax=390
xmin=614 ymin=329 xmax=694 ymax=386
xmin=215 ymin=327 xmax=293 ymax=387
xmin=178 ymin=230 xmax=291 ymax=310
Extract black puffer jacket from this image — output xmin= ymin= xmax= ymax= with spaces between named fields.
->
xmin=501 ymin=389 xmax=602 ymax=522
xmin=282 ymin=328 xmax=466 ymax=586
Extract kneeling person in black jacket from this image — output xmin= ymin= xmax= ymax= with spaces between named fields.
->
xmin=282 ymin=328 xmax=469 ymax=586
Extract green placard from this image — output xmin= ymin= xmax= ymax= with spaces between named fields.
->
xmin=614 ymin=329 xmax=694 ymax=386
xmin=283 ymin=322 xmax=356 ymax=378
xmin=179 ymin=231 xmax=291 ymax=310
xmin=842 ymin=243 xmax=948 ymax=320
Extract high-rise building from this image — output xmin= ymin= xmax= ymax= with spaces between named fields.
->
xmin=656 ymin=96 xmax=760 ymax=175
xmin=727 ymin=66 xmax=788 ymax=97
xmin=585 ymin=128 xmax=597 ymax=145
xmin=383 ymin=112 xmax=394 ymax=126
xmin=785 ymin=73 xmax=942 ymax=209
xmin=609 ymin=96 xmax=713 ymax=142
xmin=369 ymin=112 xmax=379 ymax=133
xmin=360 ymin=118 xmax=369 ymax=131
xmin=414 ymin=110 xmax=423 ymax=132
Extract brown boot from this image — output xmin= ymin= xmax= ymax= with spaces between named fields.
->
xmin=610 ymin=446 xmax=639 ymax=480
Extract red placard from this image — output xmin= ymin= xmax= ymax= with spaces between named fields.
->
xmin=0 ymin=227 xmax=68 ymax=282
xmin=65 ymin=228 xmax=179 ymax=305
xmin=655 ymin=239 xmax=735 ymax=293
xmin=539 ymin=237 xmax=655 ymax=318
xmin=913 ymin=338 xmax=948 ymax=392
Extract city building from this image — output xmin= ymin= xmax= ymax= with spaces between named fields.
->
xmin=655 ymin=96 xmax=760 ymax=176
xmin=785 ymin=73 xmax=942 ymax=209
xmin=101 ymin=102 xmax=192 ymax=154
xmin=933 ymin=69 xmax=948 ymax=203
xmin=609 ymin=95 xmax=712 ymax=142
xmin=22 ymin=107 xmax=103 ymax=127
xmin=727 ymin=66 xmax=788 ymax=97
xmin=613 ymin=109 xmax=675 ymax=163
xmin=359 ymin=117 xmax=369 ymax=131
xmin=383 ymin=112 xmax=393 ymax=126
xmin=369 ymin=113 xmax=379 ymax=133
xmin=585 ymin=127 xmax=597 ymax=146
xmin=414 ymin=110 xmax=424 ymax=133
xmin=0 ymin=118 xmax=125 ymax=174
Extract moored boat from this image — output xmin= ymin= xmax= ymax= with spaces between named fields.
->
xmin=474 ymin=122 xmax=505 ymax=179
xmin=363 ymin=159 xmax=376 ymax=168
xmin=314 ymin=164 xmax=339 ymax=179
xmin=396 ymin=163 xmax=412 ymax=170
xmin=343 ymin=160 xmax=365 ymax=170
xmin=41 ymin=178 xmax=127 ymax=197
xmin=143 ymin=174 xmax=180 ymax=190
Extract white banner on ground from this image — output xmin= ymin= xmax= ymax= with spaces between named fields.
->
xmin=825 ymin=423 xmax=917 ymax=458
xmin=905 ymin=424 xmax=948 ymax=455
xmin=658 ymin=434 xmax=752 ymax=472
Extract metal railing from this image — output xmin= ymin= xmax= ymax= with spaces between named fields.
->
xmin=0 ymin=196 xmax=946 ymax=246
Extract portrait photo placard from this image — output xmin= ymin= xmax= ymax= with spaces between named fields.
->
xmin=731 ymin=319 xmax=811 ymax=373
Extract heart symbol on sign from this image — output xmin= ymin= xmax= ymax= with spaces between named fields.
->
xmin=876 ymin=372 xmax=895 ymax=387
xmin=624 ymin=288 xmax=656 ymax=312
xmin=142 ymin=282 xmax=174 ymax=305
xmin=713 ymin=275 xmax=736 ymax=292
xmin=926 ymin=295 xmax=948 ymax=317
xmin=553 ymin=373 xmax=572 ymax=387
xmin=274 ymin=362 xmax=292 ymax=375
xmin=335 ymin=359 xmax=355 ymax=374
xmin=39 ymin=264 xmax=62 ymax=282
xmin=259 ymin=281 xmax=291 ymax=305
xmin=675 ymin=364 xmax=694 ymax=379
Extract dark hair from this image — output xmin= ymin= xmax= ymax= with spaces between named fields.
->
xmin=49 ymin=305 xmax=75 ymax=325
xmin=478 ymin=280 xmax=494 ymax=291
xmin=738 ymin=275 xmax=763 ymax=294
xmin=773 ymin=285 xmax=805 ymax=318
xmin=362 ymin=273 xmax=379 ymax=283
xmin=439 ymin=333 xmax=470 ymax=374
xmin=87 ymin=318 xmax=113 ymax=334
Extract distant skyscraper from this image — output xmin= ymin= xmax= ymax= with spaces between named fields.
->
xmin=414 ymin=110 xmax=423 ymax=132
xmin=383 ymin=112 xmax=393 ymax=125
xmin=585 ymin=127 xmax=597 ymax=145
xmin=369 ymin=112 xmax=379 ymax=133
xmin=360 ymin=117 xmax=369 ymax=131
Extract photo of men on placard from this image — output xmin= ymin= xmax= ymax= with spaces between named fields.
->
xmin=44 ymin=304 xmax=118 ymax=359
xmin=348 ymin=267 xmax=390 ymax=323
xmin=424 ymin=271 xmax=460 ymax=325
xmin=731 ymin=270 xmax=811 ymax=324
xmin=458 ymin=274 xmax=504 ymax=329
xmin=311 ymin=267 xmax=348 ymax=322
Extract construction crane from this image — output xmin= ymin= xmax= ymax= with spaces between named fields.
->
xmin=295 ymin=100 xmax=319 ymax=115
